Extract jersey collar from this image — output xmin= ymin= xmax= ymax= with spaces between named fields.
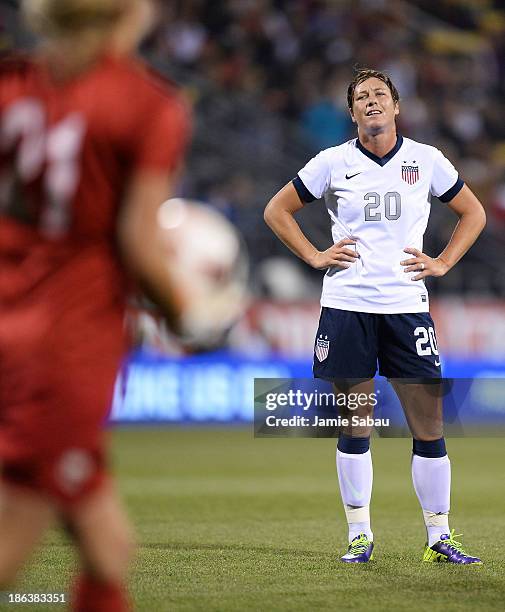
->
xmin=355 ymin=134 xmax=403 ymax=166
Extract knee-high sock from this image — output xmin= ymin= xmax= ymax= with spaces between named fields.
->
xmin=412 ymin=450 xmax=451 ymax=546
xmin=336 ymin=446 xmax=373 ymax=542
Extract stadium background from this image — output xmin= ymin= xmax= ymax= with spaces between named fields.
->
xmin=2 ymin=2 xmax=505 ymax=611
xmin=3 ymin=0 xmax=504 ymax=422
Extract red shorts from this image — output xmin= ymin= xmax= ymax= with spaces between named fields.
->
xmin=0 ymin=249 xmax=128 ymax=507
xmin=1 ymin=447 xmax=110 ymax=507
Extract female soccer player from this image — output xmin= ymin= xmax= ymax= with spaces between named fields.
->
xmin=0 ymin=0 xmax=189 ymax=608
xmin=264 ymin=68 xmax=485 ymax=564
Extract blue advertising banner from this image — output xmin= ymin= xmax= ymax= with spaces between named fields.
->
xmin=111 ymin=349 xmax=310 ymax=423
xmin=111 ymin=349 xmax=505 ymax=425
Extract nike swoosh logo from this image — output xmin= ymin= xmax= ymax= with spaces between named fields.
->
xmin=434 ymin=360 xmax=441 ymax=367
xmin=345 ymin=172 xmax=362 ymax=180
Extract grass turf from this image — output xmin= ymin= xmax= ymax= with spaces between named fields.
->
xmin=13 ymin=429 xmax=505 ymax=611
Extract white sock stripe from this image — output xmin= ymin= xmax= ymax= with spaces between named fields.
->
xmin=345 ymin=504 xmax=370 ymax=524
xmin=423 ymin=509 xmax=449 ymax=526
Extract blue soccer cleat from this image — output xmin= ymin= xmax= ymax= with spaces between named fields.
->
xmin=341 ymin=533 xmax=374 ymax=563
xmin=422 ymin=530 xmax=482 ymax=564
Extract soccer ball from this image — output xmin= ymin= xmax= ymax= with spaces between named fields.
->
xmin=154 ymin=198 xmax=249 ymax=349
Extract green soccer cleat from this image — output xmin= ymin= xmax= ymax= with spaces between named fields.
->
xmin=422 ymin=530 xmax=482 ymax=564
xmin=341 ymin=533 xmax=374 ymax=563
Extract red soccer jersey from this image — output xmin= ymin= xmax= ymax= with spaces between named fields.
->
xmin=0 ymin=52 xmax=189 ymax=299
xmin=0 ymin=52 xmax=190 ymax=499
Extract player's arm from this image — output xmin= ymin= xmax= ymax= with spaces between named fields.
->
xmin=264 ymin=181 xmax=359 ymax=270
xmin=438 ymin=184 xmax=487 ymax=269
xmin=402 ymin=184 xmax=486 ymax=281
xmin=117 ymin=169 xmax=186 ymax=331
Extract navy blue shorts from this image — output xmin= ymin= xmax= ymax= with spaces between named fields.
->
xmin=313 ymin=307 xmax=442 ymax=380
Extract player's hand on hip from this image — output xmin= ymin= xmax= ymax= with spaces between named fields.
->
xmin=401 ymin=247 xmax=450 ymax=281
xmin=310 ymin=239 xmax=359 ymax=270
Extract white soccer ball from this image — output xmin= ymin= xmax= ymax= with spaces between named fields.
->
xmin=156 ymin=198 xmax=249 ymax=348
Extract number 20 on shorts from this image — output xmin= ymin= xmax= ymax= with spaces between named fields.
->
xmin=414 ymin=326 xmax=439 ymax=356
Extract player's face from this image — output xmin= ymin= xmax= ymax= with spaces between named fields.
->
xmin=350 ymin=77 xmax=399 ymax=135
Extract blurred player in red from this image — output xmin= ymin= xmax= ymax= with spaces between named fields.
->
xmin=0 ymin=0 xmax=189 ymax=609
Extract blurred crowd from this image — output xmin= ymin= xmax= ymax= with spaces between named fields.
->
xmin=2 ymin=0 xmax=505 ymax=297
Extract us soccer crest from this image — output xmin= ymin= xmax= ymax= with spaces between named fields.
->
xmin=315 ymin=334 xmax=330 ymax=362
xmin=401 ymin=162 xmax=419 ymax=184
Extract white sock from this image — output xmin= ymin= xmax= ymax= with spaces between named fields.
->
xmin=412 ymin=453 xmax=451 ymax=546
xmin=337 ymin=448 xmax=373 ymax=543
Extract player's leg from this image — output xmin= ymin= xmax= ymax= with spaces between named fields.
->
xmin=0 ymin=323 xmax=57 ymax=586
xmin=391 ymin=380 xmax=481 ymax=563
xmin=390 ymin=380 xmax=450 ymax=541
xmin=0 ymin=484 xmax=55 ymax=586
xmin=65 ymin=480 xmax=135 ymax=612
xmin=380 ymin=314 xmax=481 ymax=563
xmin=46 ymin=307 xmax=136 ymax=605
xmin=334 ymin=378 xmax=375 ymax=562
xmin=313 ymin=308 xmax=378 ymax=562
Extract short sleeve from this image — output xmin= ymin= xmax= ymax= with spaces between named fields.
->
xmin=430 ymin=149 xmax=464 ymax=202
xmin=294 ymin=150 xmax=331 ymax=202
xmin=132 ymin=92 xmax=191 ymax=173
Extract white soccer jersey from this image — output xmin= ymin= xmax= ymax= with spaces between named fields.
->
xmin=294 ymin=135 xmax=463 ymax=314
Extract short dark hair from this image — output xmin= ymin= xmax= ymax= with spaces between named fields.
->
xmin=347 ymin=68 xmax=400 ymax=110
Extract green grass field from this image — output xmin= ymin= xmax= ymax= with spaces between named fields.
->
xmin=13 ymin=429 xmax=505 ymax=611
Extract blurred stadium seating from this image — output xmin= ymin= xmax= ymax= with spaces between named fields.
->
xmin=3 ymin=0 xmax=504 ymax=423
